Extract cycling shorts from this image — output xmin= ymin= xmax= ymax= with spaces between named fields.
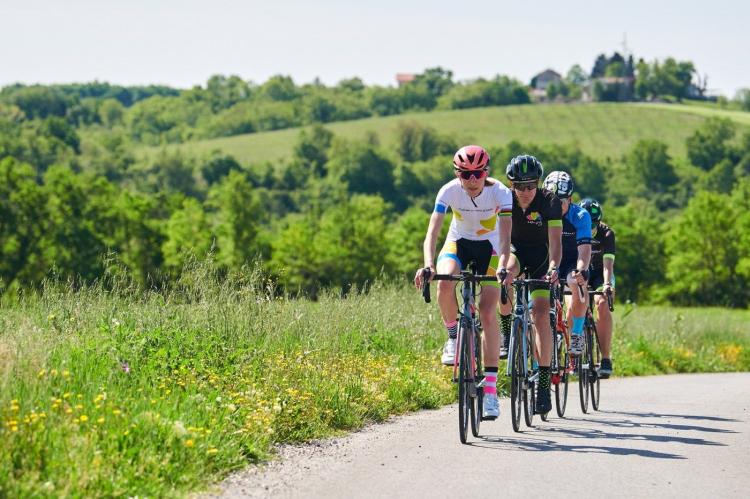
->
xmin=437 ymin=238 xmax=500 ymax=288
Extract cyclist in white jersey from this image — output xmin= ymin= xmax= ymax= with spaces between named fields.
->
xmin=414 ymin=145 xmax=513 ymax=419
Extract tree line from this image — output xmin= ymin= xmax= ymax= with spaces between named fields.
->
xmin=1 ymin=102 xmax=749 ymax=306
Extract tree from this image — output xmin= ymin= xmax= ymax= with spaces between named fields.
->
xmin=208 ymin=171 xmax=264 ymax=270
xmin=734 ymin=88 xmax=750 ymax=111
xmin=623 ymin=139 xmax=679 ymax=205
xmin=686 ymin=117 xmax=736 ymax=170
xmin=162 ymin=197 xmax=213 ymax=277
xmin=0 ymin=158 xmax=48 ymax=291
xmin=664 ymin=191 xmax=743 ymax=306
xmin=566 ymin=64 xmax=588 ymax=87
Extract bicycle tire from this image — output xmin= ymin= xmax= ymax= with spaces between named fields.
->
xmin=578 ymin=333 xmax=590 ymax=414
xmin=589 ymin=321 xmax=601 ymax=411
xmin=471 ymin=320 xmax=483 ymax=437
xmin=458 ymin=322 xmax=470 ymax=444
xmin=510 ymin=318 xmax=524 ymax=433
xmin=555 ymin=337 xmax=569 ymax=418
xmin=523 ymin=327 xmax=535 ymax=427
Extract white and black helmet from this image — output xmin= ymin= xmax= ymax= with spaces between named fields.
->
xmin=543 ymin=171 xmax=575 ymax=198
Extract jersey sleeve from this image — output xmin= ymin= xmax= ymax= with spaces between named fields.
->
xmin=545 ymin=193 xmax=563 ymax=228
xmin=434 ymin=183 xmax=452 ymax=214
xmin=602 ymin=228 xmax=616 ymax=260
xmin=495 ymin=184 xmax=513 ymax=217
xmin=572 ymin=207 xmax=592 ymax=245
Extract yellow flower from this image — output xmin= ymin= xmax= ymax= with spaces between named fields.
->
xmin=97 ymin=417 xmax=105 ymax=424
xmin=63 ymin=393 xmax=72 ymax=399
xmin=50 ymin=369 xmax=59 ymax=376
xmin=112 ymin=409 xmax=122 ymax=416
xmin=65 ymin=408 xmax=73 ymax=414
xmin=62 ymin=370 xmax=70 ymax=378
xmin=185 ymin=439 xmax=194 ymax=448
xmin=79 ymin=415 xmax=89 ymax=423
xmin=206 ymin=448 xmax=218 ymax=455
xmin=38 ymin=369 xmax=47 ymax=378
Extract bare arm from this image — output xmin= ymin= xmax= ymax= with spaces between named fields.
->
xmin=423 ymin=211 xmax=445 ymax=269
xmin=548 ymin=226 xmax=562 ymax=271
xmin=576 ymin=244 xmax=591 ymax=271
xmin=603 ymin=256 xmax=615 ymax=288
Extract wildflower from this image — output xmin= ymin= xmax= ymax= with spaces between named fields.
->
xmin=206 ymin=448 xmax=218 ymax=455
xmin=50 ymin=369 xmax=58 ymax=376
xmin=63 ymin=392 xmax=72 ymax=399
xmin=38 ymin=369 xmax=46 ymax=378
xmin=173 ymin=421 xmax=187 ymax=436
xmin=79 ymin=415 xmax=89 ymax=423
xmin=112 ymin=409 xmax=122 ymax=416
xmin=62 ymin=370 xmax=70 ymax=379
xmin=185 ymin=439 xmax=194 ymax=448
xmin=121 ymin=361 xmax=130 ymax=374
xmin=97 ymin=417 xmax=105 ymax=424
xmin=111 ymin=318 xmax=121 ymax=327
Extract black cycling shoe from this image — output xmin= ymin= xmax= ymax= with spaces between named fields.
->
xmin=535 ymin=386 xmax=552 ymax=414
xmin=499 ymin=333 xmax=510 ymax=360
xmin=598 ymin=358 xmax=613 ymax=379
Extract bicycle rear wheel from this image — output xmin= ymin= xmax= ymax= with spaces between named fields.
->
xmin=589 ymin=321 xmax=601 ymax=411
xmin=554 ymin=333 xmax=569 ymax=418
xmin=471 ymin=322 xmax=483 ymax=437
xmin=458 ymin=323 xmax=471 ymax=444
xmin=510 ymin=318 xmax=524 ymax=433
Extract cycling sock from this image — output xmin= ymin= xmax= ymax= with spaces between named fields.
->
xmin=444 ymin=319 xmax=458 ymax=339
xmin=500 ymin=314 xmax=511 ymax=336
xmin=484 ymin=367 xmax=498 ymax=395
xmin=571 ymin=316 xmax=585 ymax=335
xmin=539 ymin=366 xmax=551 ymax=390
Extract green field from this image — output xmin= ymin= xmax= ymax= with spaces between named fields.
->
xmin=2 ymin=268 xmax=749 ymax=497
xmin=139 ymin=103 xmax=750 ymax=166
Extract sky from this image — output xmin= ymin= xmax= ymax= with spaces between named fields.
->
xmin=1 ymin=0 xmax=748 ymax=97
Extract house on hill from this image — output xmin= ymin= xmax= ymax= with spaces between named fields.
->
xmin=395 ymin=73 xmax=416 ymax=87
xmin=530 ymin=69 xmax=562 ymax=90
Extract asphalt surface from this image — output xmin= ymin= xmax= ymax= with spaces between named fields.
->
xmin=206 ymin=373 xmax=750 ymax=498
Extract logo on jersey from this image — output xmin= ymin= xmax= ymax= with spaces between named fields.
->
xmin=526 ymin=211 xmax=543 ymax=226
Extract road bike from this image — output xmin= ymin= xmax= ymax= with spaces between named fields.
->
xmin=422 ymin=267 xmax=497 ymax=443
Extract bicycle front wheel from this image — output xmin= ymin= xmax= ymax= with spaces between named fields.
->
xmin=471 ymin=323 xmax=483 ymax=437
xmin=589 ymin=321 xmax=601 ymax=411
xmin=458 ymin=323 xmax=471 ymax=444
xmin=555 ymin=334 xmax=569 ymax=418
xmin=510 ymin=318 xmax=524 ymax=433
xmin=578 ymin=333 xmax=590 ymax=414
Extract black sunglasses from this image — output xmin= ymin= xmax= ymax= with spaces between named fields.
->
xmin=512 ymin=182 xmax=538 ymax=192
xmin=455 ymin=168 xmax=488 ymax=180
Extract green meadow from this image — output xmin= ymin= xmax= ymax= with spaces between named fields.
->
xmin=139 ymin=103 xmax=750 ymax=166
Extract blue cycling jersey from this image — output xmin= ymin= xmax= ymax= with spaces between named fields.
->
xmin=561 ymin=204 xmax=592 ymax=261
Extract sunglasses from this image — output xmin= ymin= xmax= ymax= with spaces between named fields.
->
xmin=455 ymin=168 xmax=488 ymax=180
xmin=513 ymin=182 xmax=538 ymax=192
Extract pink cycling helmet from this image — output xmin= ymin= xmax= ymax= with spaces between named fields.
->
xmin=453 ymin=145 xmax=490 ymax=171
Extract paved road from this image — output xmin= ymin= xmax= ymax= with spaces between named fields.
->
xmin=208 ymin=373 xmax=750 ymax=498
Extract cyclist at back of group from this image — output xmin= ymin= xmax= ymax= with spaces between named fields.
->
xmin=497 ymin=155 xmax=562 ymax=415
xmin=580 ymin=198 xmax=616 ymax=378
xmin=413 ymin=145 xmax=513 ymax=420
xmin=542 ymin=171 xmax=592 ymax=357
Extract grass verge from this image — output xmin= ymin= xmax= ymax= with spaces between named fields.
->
xmin=1 ymin=272 xmax=748 ymax=496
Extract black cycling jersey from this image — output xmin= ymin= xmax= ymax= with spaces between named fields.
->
xmin=590 ymin=222 xmax=615 ymax=272
xmin=511 ymin=188 xmax=563 ymax=246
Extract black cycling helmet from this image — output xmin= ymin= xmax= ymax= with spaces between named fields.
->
xmin=579 ymin=198 xmax=603 ymax=224
xmin=506 ymin=154 xmax=544 ymax=182
xmin=543 ymin=171 xmax=575 ymax=198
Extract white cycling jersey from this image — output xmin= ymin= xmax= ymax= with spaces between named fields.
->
xmin=434 ymin=178 xmax=512 ymax=253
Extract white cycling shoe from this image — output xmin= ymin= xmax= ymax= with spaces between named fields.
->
xmin=441 ymin=338 xmax=456 ymax=365
xmin=482 ymin=393 xmax=500 ymax=419
xmin=569 ymin=334 xmax=585 ymax=356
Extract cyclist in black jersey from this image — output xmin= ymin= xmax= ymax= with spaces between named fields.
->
xmin=498 ymin=155 xmax=563 ymax=415
xmin=580 ymin=198 xmax=616 ymax=377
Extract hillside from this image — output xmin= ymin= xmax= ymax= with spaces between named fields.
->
xmin=140 ymin=103 xmax=750 ymax=166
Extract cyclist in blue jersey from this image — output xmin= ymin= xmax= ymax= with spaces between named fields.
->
xmin=543 ymin=171 xmax=592 ymax=356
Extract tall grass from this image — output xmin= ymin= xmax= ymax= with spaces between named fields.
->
xmin=1 ymin=265 xmax=748 ymax=496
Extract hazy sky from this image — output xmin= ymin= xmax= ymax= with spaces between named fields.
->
xmin=2 ymin=0 xmax=748 ymax=96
